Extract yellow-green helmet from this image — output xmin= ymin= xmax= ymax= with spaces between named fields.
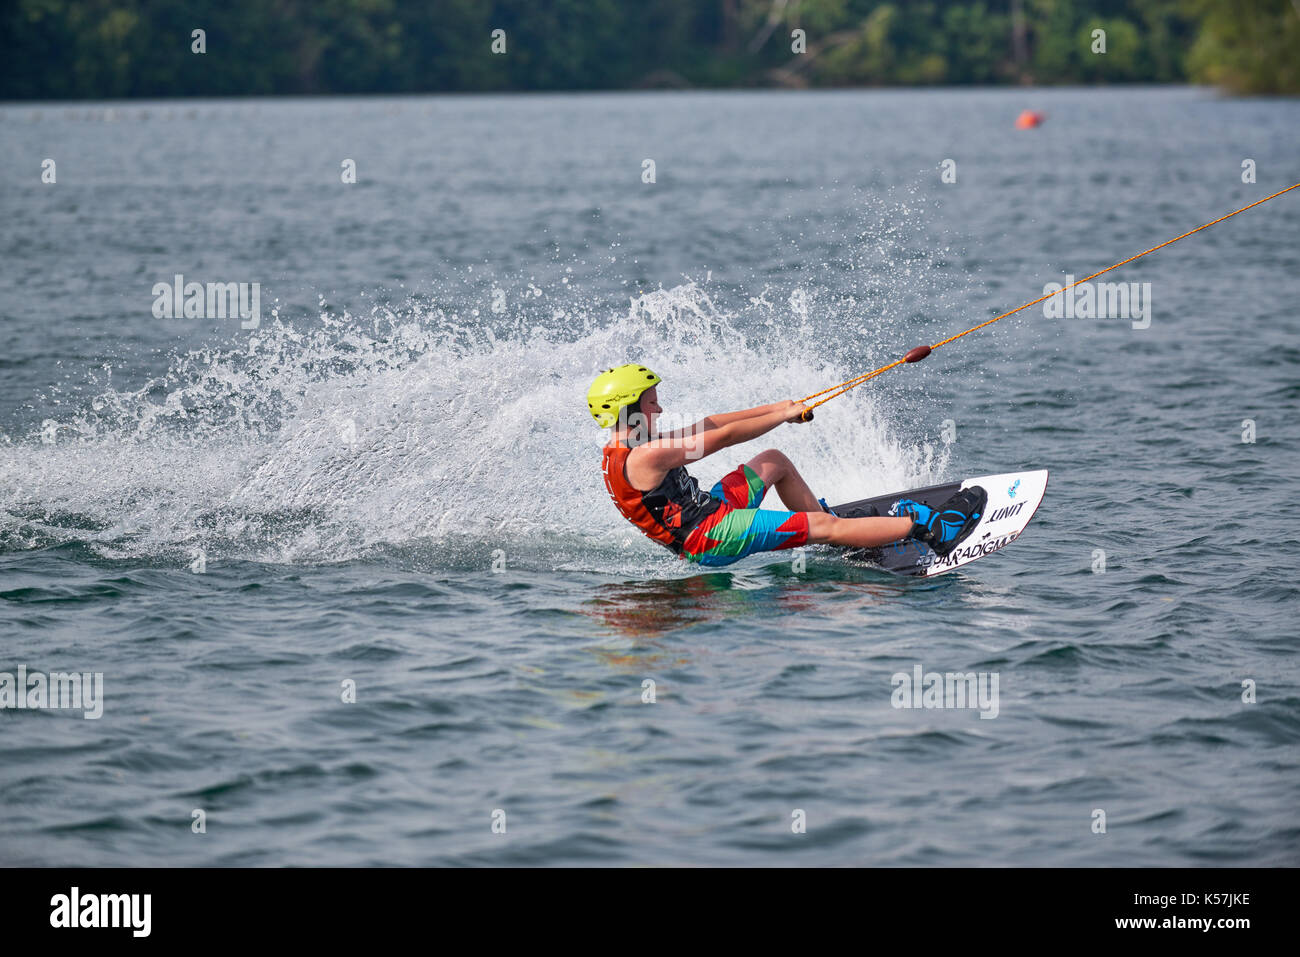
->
xmin=587 ymin=364 xmax=661 ymax=428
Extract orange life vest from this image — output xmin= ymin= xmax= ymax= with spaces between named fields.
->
xmin=601 ymin=440 xmax=722 ymax=555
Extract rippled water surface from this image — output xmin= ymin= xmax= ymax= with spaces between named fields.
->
xmin=1 ymin=88 xmax=1298 ymax=865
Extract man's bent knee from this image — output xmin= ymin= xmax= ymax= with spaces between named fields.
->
xmin=806 ymin=511 xmax=836 ymax=542
xmin=751 ymin=449 xmax=792 ymax=475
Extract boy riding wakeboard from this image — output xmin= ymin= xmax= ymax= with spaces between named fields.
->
xmin=589 ymin=363 xmax=987 ymax=568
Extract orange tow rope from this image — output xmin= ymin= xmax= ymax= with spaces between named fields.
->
xmin=798 ymin=182 xmax=1300 ymax=419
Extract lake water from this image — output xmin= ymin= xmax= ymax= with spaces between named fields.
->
xmin=1 ymin=87 xmax=1298 ymax=865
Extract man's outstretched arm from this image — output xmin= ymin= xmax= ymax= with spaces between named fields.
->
xmin=630 ymin=401 xmax=809 ymax=480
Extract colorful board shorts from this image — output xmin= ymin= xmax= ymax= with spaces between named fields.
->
xmin=680 ymin=465 xmax=810 ymax=567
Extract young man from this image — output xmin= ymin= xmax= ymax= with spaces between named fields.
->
xmin=589 ymin=363 xmax=986 ymax=568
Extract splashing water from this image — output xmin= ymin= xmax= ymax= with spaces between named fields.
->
xmin=0 ymin=267 xmax=951 ymax=571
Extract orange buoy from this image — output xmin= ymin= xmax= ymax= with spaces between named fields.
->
xmin=1015 ymin=109 xmax=1045 ymax=129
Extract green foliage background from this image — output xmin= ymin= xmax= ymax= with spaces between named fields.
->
xmin=2 ymin=0 xmax=1295 ymax=99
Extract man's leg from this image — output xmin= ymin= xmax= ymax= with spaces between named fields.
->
xmin=735 ymin=452 xmax=980 ymax=553
xmin=805 ymin=511 xmax=914 ymax=548
xmin=743 ymin=450 xmax=823 ymax=512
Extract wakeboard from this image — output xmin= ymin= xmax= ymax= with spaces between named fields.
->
xmin=828 ymin=469 xmax=1048 ymax=577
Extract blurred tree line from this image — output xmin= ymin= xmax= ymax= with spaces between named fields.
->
xmin=2 ymin=0 xmax=1296 ymax=99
